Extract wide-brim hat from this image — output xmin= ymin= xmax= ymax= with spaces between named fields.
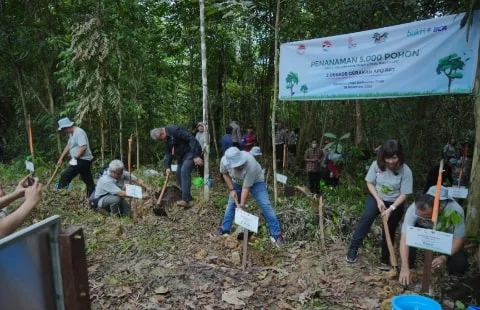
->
xmin=250 ymin=146 xmax=262 ymax=156
xmin=225 ymin=147 xmax=247 ymax=168
xmin=426 ymin=185 xmax=452 ymax=201
xmin=57 ymin=117 xmax=74 ymax=131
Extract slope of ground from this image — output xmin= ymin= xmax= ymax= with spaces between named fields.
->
xmin=2 ymin=176 xmax=479 ymax=309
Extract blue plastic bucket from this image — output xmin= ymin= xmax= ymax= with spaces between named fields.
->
xmin=467 ymin=306 xmax=480 ymax=310
xmin=391 ymin=295 xmax=441 ymax=310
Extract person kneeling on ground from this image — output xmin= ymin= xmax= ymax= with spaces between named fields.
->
xmin=217 ymin=147 xmax=284 ymax=245
xmin=399 ymin=185 xmax=467 ymax=285
xmin=94 ymin=160 xmax=151 ymax=217
xmin=0 ymin=175 xmax=43 ymax=238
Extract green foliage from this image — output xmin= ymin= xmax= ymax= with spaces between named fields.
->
xmin=323 ymin=132 xmax=350 ymax=155
xmin=436 ymin=53 xmax=467 ymax=91
xmin=455 ymin=300 xmax=466 ymax=310
xmin=435 ymin=209 xmax=462 ymax=232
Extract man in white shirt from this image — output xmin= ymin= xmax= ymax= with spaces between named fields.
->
xmin=56 ymin=117 xmax=95 ymax=196
xmin=94 ymin=160 xmax=151 ymax=217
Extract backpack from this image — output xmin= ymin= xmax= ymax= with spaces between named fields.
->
xmin=86 ymin=189 xmax=103 ymax=209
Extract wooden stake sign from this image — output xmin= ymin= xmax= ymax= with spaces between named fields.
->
xmin=128 ymin=135 xmax=137 ymax=222
xmin=234 ymin=202 xmax=259 ymax=271
xmin=421 ymin=159 xmax=443 ymax=293
xmin=27 ymin=114 xmax=34 ymax=159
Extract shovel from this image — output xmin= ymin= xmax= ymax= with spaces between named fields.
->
xmin=382 ymin=214 xmax=399 ymax=272
xmin=47 ymin=164 xmax=61 ymax=187
xmin=154 ymin=173 xmax=170 ymax=216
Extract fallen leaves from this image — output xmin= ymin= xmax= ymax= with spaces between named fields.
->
xmin=221 ymin=288 xmax=254 ymax=306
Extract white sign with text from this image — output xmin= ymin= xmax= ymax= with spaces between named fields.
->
xmin=25 ymin=161 xmax=34 ymax=172
xmin=276 ymin=173 xmax=288 ymax=184
xmin=125 ymin=184 xmax=143 ymax=199
xmin=234 ymin=208 xmax=259 ymax=233
xmin=447 ymin=187 xmax=468 ymax=199
xmin=405 ymin=225 xmax=453 ymax=255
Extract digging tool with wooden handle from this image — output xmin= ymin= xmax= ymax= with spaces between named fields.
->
xmin=128 ymin=135 xmax=138 ymax=221
xmin=47 ymin=164 xmax=61 ymax=187
xmin=154 ymin=173 xmax=170 ymax=216
xmin=382 ymin=215 xmax=398 ymax=271
xmin=233 ymin=199 xmax=249 ymax=272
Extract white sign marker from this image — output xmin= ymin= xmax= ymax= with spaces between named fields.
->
xmin=276 ymin=173 xmax=287 ymax=184
xmin=406 ymin=225 xmax=453 ymax=255
xmin=125 ymin=184 xmax=143 ymax=199
xmin=234 ymin=208 xmax=259 ymax=233
xmin=25 ymin=161 xmax=35 ymax=172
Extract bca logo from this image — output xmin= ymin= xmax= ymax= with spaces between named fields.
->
xmin=433 ymin=25 xmax=447 ymax=32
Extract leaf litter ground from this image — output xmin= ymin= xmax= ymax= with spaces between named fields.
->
xmin=4 ymin=179 xmax=478 ymax=310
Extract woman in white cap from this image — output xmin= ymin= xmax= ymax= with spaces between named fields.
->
xmin=217 ymin=147 xmax=284 ymax=245
xmin=56 ymin=117 xmax=95 ymax=196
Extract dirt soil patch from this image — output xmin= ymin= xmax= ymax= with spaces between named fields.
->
xmin=3 ymin=179 xmax=477 ymax=310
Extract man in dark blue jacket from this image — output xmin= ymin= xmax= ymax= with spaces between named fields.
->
xmin=150 ymin=125 xmax=203 ymax=207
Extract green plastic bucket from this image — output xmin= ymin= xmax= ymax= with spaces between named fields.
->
xmin=192 ymin=177 xmax=203 ymax=186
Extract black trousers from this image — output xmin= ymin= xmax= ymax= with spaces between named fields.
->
xmin=308 ymin=171 xmax=321 ymax=194
xmin=349 ymin=195 xmax=405 ymax=263
xmin=58 ymin=158 xmax=95 ymax=196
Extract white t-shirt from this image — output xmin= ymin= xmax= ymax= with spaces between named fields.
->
xmin=365 ymin=160 xmax=413 ymax=202
xmin=220 ymin=151 xmax=264 ymax=187
xmin=68 ymin=127 xmax=93 ymax=160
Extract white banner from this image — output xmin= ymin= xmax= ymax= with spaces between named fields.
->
xmin=279 ymin=11 xmax=480 ymax=100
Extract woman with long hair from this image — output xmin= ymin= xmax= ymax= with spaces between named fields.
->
xmin=345 ymin=139 xmax=413 ymax=269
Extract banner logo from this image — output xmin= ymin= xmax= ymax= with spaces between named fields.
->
xmin=433 ymin=25 xmax=447 ymax=32
xmin=322 ymin=40 xmax=333 ymax=51
xmin=372 ymin=32 xmax=388 ymax=44
xmin=347 ymin=36 xmax=357 ymax=49
xmin=297 ymin=44 xmax=306 ymax=55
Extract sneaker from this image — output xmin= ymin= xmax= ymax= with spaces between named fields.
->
xmin=345 ymin=248 xmax=358 ymax=263
xmin=216 ymin=227 xmax=229 ymax=237
xmin=270 ymin=234 xmax=285 ymax=246
xmin=176 ymin=200 xmax=189 ymax=207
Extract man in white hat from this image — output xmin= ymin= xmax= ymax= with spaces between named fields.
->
xmin=217 ymin=147 xmax=284 ymax=245
xmin=56 ymin=117 xmax=95 ymax=196
xmin=398 ymin=185 xmax=467 ymax=285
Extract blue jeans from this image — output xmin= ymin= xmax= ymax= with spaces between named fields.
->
xmin=177 ymin=157 xmax=194 ymax=202
xmin=220 ymin=182 xmax=282 ymax=237
xmin=348 ymin=195 xmax=404 ymax=262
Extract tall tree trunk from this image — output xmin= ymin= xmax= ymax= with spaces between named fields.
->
xmin=41 ymin=61 xmax=62 ymax=154
xmin=12 ymin=65 xmax=29 ymax=137
xmin=354 ymin=100 xmax=365 ymax=146
xmin=199 ymin=0 xmax=210 ymax=200
xmin=466 ymin=46 xmax=480 ymax=272
xmin=100 ymin=116 xmax=105 ymax=166
xmin=118 ymin=52 xmax=123 ymax=162
xmin=272 ymin=0 xmax=280 ymax=204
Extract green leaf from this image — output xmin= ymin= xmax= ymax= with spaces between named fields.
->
xmin=455 ymin=300 xmax=465 ymax=309
xmin=339 ymin=132 xmax=351 ymax=140
xmin=323 ymin=132 xmax=337 ymax=139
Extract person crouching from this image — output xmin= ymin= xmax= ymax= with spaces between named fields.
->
xmin=94 ymin=160 xmax=151 ymax=217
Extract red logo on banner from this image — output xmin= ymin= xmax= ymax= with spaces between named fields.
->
xmin=297 ymin=44 xmax=306 ymax=54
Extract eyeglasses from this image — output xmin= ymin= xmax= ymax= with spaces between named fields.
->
xmin=414 ymin=209 xmax=432 ymax=222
